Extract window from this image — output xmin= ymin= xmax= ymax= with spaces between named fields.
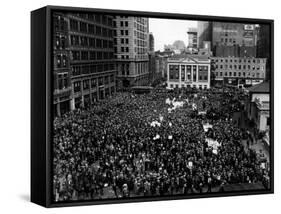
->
xmin=103 ymin=40 xmax=108 ymax=48
xmin=88 ymin=24 xmax=95 ymax=34
xmin=89 ymin=51 xmax=96 ymax=60
xmin=91 ymin=79 xmax=97 ymax=88
xmin=267 ymin=117 xmax=270 ymax=126
xmin=72 ymin=66 xmax=81 ymax=76
xmin=55 ymin=36 xmax=60 ymax=49
xmin=96 ymin=39 xmax=102 ymax=48
xmin=62 ymin=55 xmax=67 ymax=67
xmin=80 ymin=36 xmax=88 ymax=46
xmin=97 ymin=52 xmax=102 ymax=60
xmin=70 ymin=19 xmax=78 ymax=31
xmin=96 ymin=26 xmax=101 ymax=35
xmin=80 ymin=22 xmax=87 ymax=33
xmin=89 ymin=38 xmax=95 ymax=47
xmin=83 ymin=80 xmax=90 ymax=90
xmin=98 ymin=77 xmax=104 ymax=86
xmin=73 ymin=81 xmax=81 ymax=93
xmin=81 ymin=51 xmax=88 ymax=60
xmin=70 ymin=35 xmax=79 ymax=46
xmin=56 ymin=55 xmax=62 ymax=67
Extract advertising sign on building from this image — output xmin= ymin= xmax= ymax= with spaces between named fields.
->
xmin=243 ymin=30 xmax=254 ymax=38
xmin=244 ymin=24 xmax=254 ymax=30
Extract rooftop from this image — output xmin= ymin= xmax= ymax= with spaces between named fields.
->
xmin=168 ymin=54 xmax=210 ymax=63
xmin=247 ymin=82 xmax=270 ymax=93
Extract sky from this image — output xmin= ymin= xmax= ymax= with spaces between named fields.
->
xmin=149 ymin=18 xmax=197 ymax=51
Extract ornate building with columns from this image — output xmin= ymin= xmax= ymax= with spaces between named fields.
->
xmin=166 ymin=55 xmax=211 ymax=89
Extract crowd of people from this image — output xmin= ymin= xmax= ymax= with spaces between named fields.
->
xmin=53 ymin=87 xmax=270 ymax=202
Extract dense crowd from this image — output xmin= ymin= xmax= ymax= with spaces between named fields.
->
xmin=53 ymin=87 xmax=269 ymax=201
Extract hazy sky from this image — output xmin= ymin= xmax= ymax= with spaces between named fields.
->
xmin=149 ymin=18 xmax=197 ymax=51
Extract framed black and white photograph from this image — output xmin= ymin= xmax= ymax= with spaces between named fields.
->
xmin=31 ymin=5 xmax=274 ymax=208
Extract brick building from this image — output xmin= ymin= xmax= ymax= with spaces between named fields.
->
xmin=211 ymin=56 xmax=266 ymax=86
xmin=52 ymin=12 xmax=116 ymax=116
xmin=53 ymin=12 xmax=72 ymax=117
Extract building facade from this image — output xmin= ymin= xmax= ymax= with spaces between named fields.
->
xmin=53 ymin=12 xmax=72 ymax=117
xmin=246 ymin=82 xmax=270 ymax=133
xmin=166 ymin=55 xmax=211 ymax=89
xmin=52 ymin=13 xmax=117 ymax=116
xmin=256 ymin=24 xmax=271 ymax=80
xmin=187 ymin=27 xmax=198 ymax=49
xmin=212 ymin=23 xmax=258 ymax=57
xmin=113 ymin=16 xmax=150 ymax=89
xmin=68 ymin=13 xmax=116 ymax=110
xmin=211 ymin=57 xmax=266 ymax=86
xmin=149 ymin=33 xmax=155 ymax=52
xmin=155 ymin=55 xmax=168 ymax=79
xmin=197 ymin=21 xmax=213 ymax=49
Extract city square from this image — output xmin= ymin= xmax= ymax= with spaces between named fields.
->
xmin=52 ymin=12 xmax=271 ymax=202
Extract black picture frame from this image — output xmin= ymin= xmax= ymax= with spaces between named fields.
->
xmin=31 ymin=5 xmax=274 ymax=208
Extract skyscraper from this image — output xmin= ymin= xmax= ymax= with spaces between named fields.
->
xmin=187 ymin=27 xmax=198 ymax=49
xmin=149 ymin=32 xmax=155 ymax=52
xmin=114 ymin=16 xmax=150 ymax=88
xmin=197 ymin=21 xmax=212 ymax=49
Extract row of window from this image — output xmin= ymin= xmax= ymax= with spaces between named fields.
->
xmin=55 ymin=73 xmax=69 ymax=91
xmin=215 ymin=71 xmax=264 ymax=78
xmin=119 ymin=29 xmax=129 ymax=36
xmin=170 ymin=84 xmax=208 ymax=89
xmin=56 ymin=54 xmax=68 ymax=68
xmin=134 ymin=30 xmax=147 ymax=40
xmin=73 ymin=75 xmax=115 ymax=92
xmin=54 ymin=35 xmax=67 ymax=49
xmin=212 ymin=58 xmax=266 ymax=64
xmin=134 ymin=39 xmax=147 ymax=47
xmin=215 ymin=64 xmax=264 ymax=71
xmin=219 ymin=37 xmax=237 ymax=44
xmin=72 ymin=14 xmax=113 ymax=26
xmin=119 ymin=20 xmax=129 ymax=27
xmin=134 ymin=22 xmax=147 ymax=32
xmin=53 ymin=15 xmax=67 ymax=32
xmin=169 ymin=65 xmax=209 ymax=82
xmin=69 ymin=19 xmax=113 ymax=36
xmin=72 ymin=63 xmax=115 ymax=76
xmin=117 ymin=62 xmax=148 ymax=76
xmin=70 ymin=35 xmax=113 ymax=49
xmin=74 ymin=86 xmax=115 ymax=106
xmin=135 ymin=17 xmax=148 ymax=25
xmin=71 ymin=51 xmax=114 ymax=61
xmin=134 ymin=47 xmax=147 ymax=54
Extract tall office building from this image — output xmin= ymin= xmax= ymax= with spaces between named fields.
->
xmin=256 ymin=24 xmax=271 ymax=80
xmin=212 ymin=22 xmax=258 ymax=57
xmin=187 ymin=27 xmax=198 ymax=49
xmin=149 ymin=32 xmax=155 ymax=52
xmin=52 ymin=13 xmax=117 ymax=116
xmin=68 ymin=13 xmax=116 ymax=110
xmin=114 ymin=16 xmax=150 ymax=88
xmin=197 ymin=21 xmax=212 ymax=49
